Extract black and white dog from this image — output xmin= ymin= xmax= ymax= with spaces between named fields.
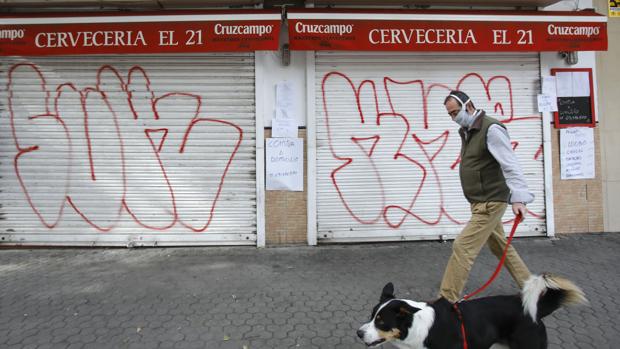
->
xmin=357 ymin=274 xmax=586 ymax=349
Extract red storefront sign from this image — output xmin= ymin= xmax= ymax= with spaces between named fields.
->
xmin=0 ymin=11 xmax=281 ymax=56
xmin=288 ymin=10 xmax=607 ymax=52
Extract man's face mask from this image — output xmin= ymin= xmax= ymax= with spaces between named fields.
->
xmin=453 ymin=99 xmax=475 ymax=128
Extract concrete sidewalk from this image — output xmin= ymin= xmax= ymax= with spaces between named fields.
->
xmin=1 ymin=233 xmax=618 ymax=349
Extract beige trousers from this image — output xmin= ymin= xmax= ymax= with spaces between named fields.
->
xmin=439 ymin=201 xmax=531 ymax=303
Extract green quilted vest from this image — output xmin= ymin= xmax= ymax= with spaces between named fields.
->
xmin=458 ymin=112 xmax=510 ymax=203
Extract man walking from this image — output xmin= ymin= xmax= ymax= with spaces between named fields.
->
xmin=439 ymin=90 xmax=534 ymax=303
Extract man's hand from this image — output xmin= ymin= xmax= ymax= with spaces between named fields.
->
xmin=512 ymin=202 xmax=527 ymax=220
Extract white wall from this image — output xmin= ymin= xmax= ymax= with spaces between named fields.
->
xmin=256 ymin=49 xmax=308 ymax=127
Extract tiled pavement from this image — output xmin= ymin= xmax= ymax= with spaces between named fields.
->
xmin=1 ymin=232 xmax=618 ymax=348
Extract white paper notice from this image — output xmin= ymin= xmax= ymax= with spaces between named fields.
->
xmin=560 ymin=127 xmax=595 ymax=180
xmin=275 ymin=108 xmax=290 ymax=120
xmin=571 ymin=72 xmax=590 ymax=97
xmin=276 ymin=81 xmax=295 ymax=109
xmin=555 ymin=72 xmax=574 ymax=97
xmin=537 ymin=94 xmax=558 ymax=112
xmin=266 ymin=138 xmax=303 ymax=191
xmin=555 ymin=71 xmax=591 ymax=98
xmin=272 ymin=117 xmax=298 ymax=138
xmin=542 ymin=76 xmax=557 ymax=97
xmin=273 ymin=81 xmax=299 ymax=136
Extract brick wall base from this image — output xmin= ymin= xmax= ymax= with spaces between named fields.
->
xmin=551 ymin=127 xmax=604 ymax=234
xmin=265 ymin=129 xmax=308 ymax=245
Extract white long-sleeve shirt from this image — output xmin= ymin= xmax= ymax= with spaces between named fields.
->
xmin=486 ymin=124 xmax=535 ymax=204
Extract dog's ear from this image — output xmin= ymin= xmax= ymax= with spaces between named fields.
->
xmin=397 ymin=303 xmax=418 ymax=318
xmin=380 ymin=282 xmax=395 ymax=302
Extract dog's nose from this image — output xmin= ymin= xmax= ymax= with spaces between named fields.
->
xmin=357 ymin=329 xmax=364 ymax=339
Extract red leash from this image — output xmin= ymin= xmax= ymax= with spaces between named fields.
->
xmin=452 ymin=214 xmax=523 ymax=349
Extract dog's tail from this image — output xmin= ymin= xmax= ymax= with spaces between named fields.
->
xmin=521 ymin=274 xmax=587 ymax=322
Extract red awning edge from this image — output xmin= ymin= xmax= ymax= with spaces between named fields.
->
xmin=0 ymin=10 xmax=282 ymax=56
xmin=287 ymin=9 xmax=608 ymax=52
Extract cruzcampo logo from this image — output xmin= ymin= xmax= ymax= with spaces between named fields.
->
xmin=611 ymin=0 xmax=620 ymax=17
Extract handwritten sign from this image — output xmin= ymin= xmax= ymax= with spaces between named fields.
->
xmin=537 ymin=94 xmax=557 ymax=112
xmin=560 ymin=127 xmax=595 ymax=180
xmin=552 ymin=68 xmax=595 ymax=128
xmin=557 ymin=97 xmax=592 ymax=124
xmin=266 ymin=138 xmax=303 ymax=191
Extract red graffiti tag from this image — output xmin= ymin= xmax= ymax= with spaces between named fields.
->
xmin=322 ymin=72 xmax=427 ymax=225
xmin=323 ymin=71 xmax=544 ymax=228
xmin=8 ymin=63 xmax=243 ymax=232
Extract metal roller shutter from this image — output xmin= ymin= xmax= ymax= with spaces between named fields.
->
xmin=316 ymin=51 xmax=546 ymax=242
xmin=0 ymin=53 xmax=256 ymax=246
